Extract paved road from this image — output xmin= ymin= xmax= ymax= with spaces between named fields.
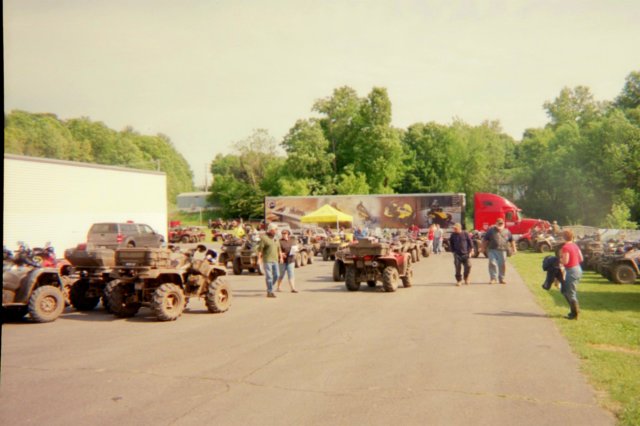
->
xmin=0 ymin=252 xmax=615 ymax=425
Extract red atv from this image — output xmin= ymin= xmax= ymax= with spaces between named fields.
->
xmin=341 ymin=239 xmax=412 ymax=292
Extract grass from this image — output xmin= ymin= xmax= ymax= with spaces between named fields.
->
xmin=510 ymin=252 xmax=640 ymax=426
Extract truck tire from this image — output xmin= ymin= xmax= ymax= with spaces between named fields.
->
xmin=28 ymin=285 xmax=65 ymax=323
xmin=333 ymin=260 xmax=345 ymax=282
xmin=232 ymin=257 xmax=243 ymax=275
xmin=517 ymin=240 xmax=530 ymax=251
xmin=69 ymin=279 xmax=100 ymax=311
xmin=206 ymin=278 xmax=231 ymax=313
xmin=108 ymin=282 xmax=140 ymax=318
xmin=401 ymin=268 xmax=413 ymax=288
xmin=612 ymin=264 xmax=637 ymax=284
xmin=345 ymin=266 xmax=360 ymax=291
xmin=151 ymin=283 xmax=185 ymax=321
xmin=382 ymin=266 xmax=399 ymax=292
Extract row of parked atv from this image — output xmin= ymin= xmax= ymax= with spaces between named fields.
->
xmin=2 ymin=243 xmax=232 ymax=323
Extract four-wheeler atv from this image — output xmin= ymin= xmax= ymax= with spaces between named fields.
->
xmin=598 ymin=248 xmax=639 ymax=284
xmin=106 ymin=246 xmax=231 ymax=321
xmin=2 ymin=247 xmax=66 ymax=323
xmin=169 ymin=226 xmax=207 ymax=244
xmin=218 ymin=237 xmax=244 ymax=268
xmin=341 ymin=239 xmax=412 ymax=292
xmin=294 ymin=243 xmax=315 ymax=268
xmin=321 ymin=237 xmax=348 ymax=261
xmin=232 ymin=235 xmax=264 ymax=275
xmin=64 ymin=245 xmax=116 ymax=311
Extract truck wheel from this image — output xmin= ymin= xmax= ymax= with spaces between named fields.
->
xmin=612 ymin=264 xmax=637 ymax=284
xmin=517 ymin=240 xmax=530 ymax=251
xmin=301 ymin=251 xmax=308 ymax=266
xmin=322 ymin=249 xmax=329 ymax=261
xmin=28 ymin=285 xmax=65 ymax=323
xmin=333 ymin=261 xmax=345 ymax=282
xmin=69 ymin=279 xmax=100 ymax=311
xmin=151 ymin=283 xmax=185 ymax=321
xmin=108 ymin=282 xmax=140 ymax=318
xmin=367 ymin=280 xmax=376 ymax=288
xmin=206 ymin=278 xmax=231 ymax=313
xmin=232 ymin=257 xmax=243 ymax=275
xmin=382 ymin=267 xmax=399 ymax=292
xmin=401 ymin=268 xmax=413 ymax=288
xmin=345 ymin=266 xmax=360 ymax=291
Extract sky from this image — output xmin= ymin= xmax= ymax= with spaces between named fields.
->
xmin=4 ymin=0 xmax=640 ymax=187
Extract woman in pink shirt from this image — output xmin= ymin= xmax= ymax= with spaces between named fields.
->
xmin=560 ymin=229 xmax=584 ymax=320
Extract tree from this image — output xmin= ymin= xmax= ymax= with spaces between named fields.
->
xmin=614 ymin=70 xmax=640 ymax=110
xmin=543 ymin=86 xmax=604 ymax=129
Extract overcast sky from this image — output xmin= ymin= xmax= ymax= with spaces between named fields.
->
xmin=4 ymin=0 xmax=639 ymax=187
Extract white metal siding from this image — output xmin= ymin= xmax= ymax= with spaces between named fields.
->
xmin=3 ymin=155 xmax=168 ymax=254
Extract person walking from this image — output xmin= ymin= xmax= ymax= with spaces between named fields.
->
xmin=449 ymin=223 xmax=473 ymax=286
xmin=560 ymin=229 xmax=584 ymax=320
xmin=257 ymin=223 xmax=281 ymax=298
xmin=433 ymin=224 xmax=443 ymax=254
xmin=276 ymin=230 xmax=298 ymax=293
xmin=481 ymin=218 xmax=516 ymax=284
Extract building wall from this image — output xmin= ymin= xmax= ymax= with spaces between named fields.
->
xmin=176 ymin=192 xmax=212 ymax=211
xmin=3 ymin=154 xmax=167 ymax=254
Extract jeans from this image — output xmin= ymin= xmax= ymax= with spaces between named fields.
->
xmin=434 ymin=238 xmax=442 ymax=253
xmin=488 ymin=249 xmax=507 ymax=281
xmin=278 ymin=262 xmax=295 ymax=281
xmin=263 ymin=262 xmax=279 ymax=293
xmin=562 ymin=266 xmax=582 ymax=304
xmin=454 ymin=253 xmax=471 ymax=282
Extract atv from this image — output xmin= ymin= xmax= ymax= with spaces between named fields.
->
xmin=341 ymin=239 xmax=412 ymax=292
xmin=106 ymin=246 xmax=231 ymax=321
xmin=2 ymin=246 xmax=66 ymax=323
xmin=232 ymin=235 xmax=264 ymax=275
xmin=64 ymin=245 xmax=116 ymax=311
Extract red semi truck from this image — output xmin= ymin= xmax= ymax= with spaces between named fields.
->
xmin=265 ymin=192 xmax=547 ymax=238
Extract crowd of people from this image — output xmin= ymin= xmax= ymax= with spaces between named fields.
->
xmin=217 ymin=217 xmax=582 ymax=321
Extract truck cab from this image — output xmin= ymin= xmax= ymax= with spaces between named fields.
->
xmin=474 ymin=193 xmax=549 ymax=236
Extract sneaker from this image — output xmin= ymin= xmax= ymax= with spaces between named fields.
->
xmin=267 ymin=292 xmax=276 ymax=298
xmin=490 ymin=279 xmax=497 ymax=285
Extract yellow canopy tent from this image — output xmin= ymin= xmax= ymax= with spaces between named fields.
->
xmin=300 ymin=204 xmax=353 ymax=229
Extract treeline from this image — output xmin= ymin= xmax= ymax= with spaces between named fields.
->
xmin=210 ymin=71 xmax=640 ymax=228
xmin=4 ymin=111 xmax=194 ymax=202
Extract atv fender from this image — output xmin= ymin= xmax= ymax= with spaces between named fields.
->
xmin=14 ymin=268 xmax=63 ymax=304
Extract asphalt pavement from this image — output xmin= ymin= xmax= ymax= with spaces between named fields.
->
xmin=0 ymin=250 xmax=615 ymax=425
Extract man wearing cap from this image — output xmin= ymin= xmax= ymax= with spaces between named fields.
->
xmin=449 ymin=223 xmax=473 ymax=286
xmin=481 ymin=218 xmax=516 ymax=284
xmin=258 ymin=223 xmax=282 ymax=298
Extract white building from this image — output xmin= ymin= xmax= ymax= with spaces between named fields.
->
xmin=3 ymin=154 xmax=167 ymax=254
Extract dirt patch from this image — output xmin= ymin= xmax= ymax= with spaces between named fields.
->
xmin=589 ymin=344 xmax=640 ymax=356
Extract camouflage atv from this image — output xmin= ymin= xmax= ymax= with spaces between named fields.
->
xmin=106 ymin=246 xmax=231 ymax=321
xmin=341 ymin=239 xmax=412 ymax=292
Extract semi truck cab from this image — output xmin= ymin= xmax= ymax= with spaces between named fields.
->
xmin=474 ymin=193 xmax=549 ymax=235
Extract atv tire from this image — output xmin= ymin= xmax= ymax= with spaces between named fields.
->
xmin=517 ymin=240 xmax=530 ymax=251
xmin=69 ymin=279 xmax=100 ymax=311
xmin=401 ymin=268 xmax=413 ymax=288
xmin=382 ymin=266 xmax=400 ymax=292
xmin=333 ymin=260 xmax=345 ymax=282
xmin=28 ymin=285 xmax=65 ymax=323
xmin=151 ymin=283 xmax=185 ymax=321
xmin=108 ymin=282 xmax=140 ymax=318
xmin=345 ymin=266 xmax=360 ymax=291
xmin=232 ymin=257 xmax=243 ymax=275
xmin=206 ymin=278 xmax=232 ymax=313
xmin=612 ymin=264 xmax=637 ymax=284
xmin=301 ymin=251 xmax=308 ymax=266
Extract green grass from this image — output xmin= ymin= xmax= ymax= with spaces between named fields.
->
xmin=510 ymin=252 xmax=640 ymax=425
